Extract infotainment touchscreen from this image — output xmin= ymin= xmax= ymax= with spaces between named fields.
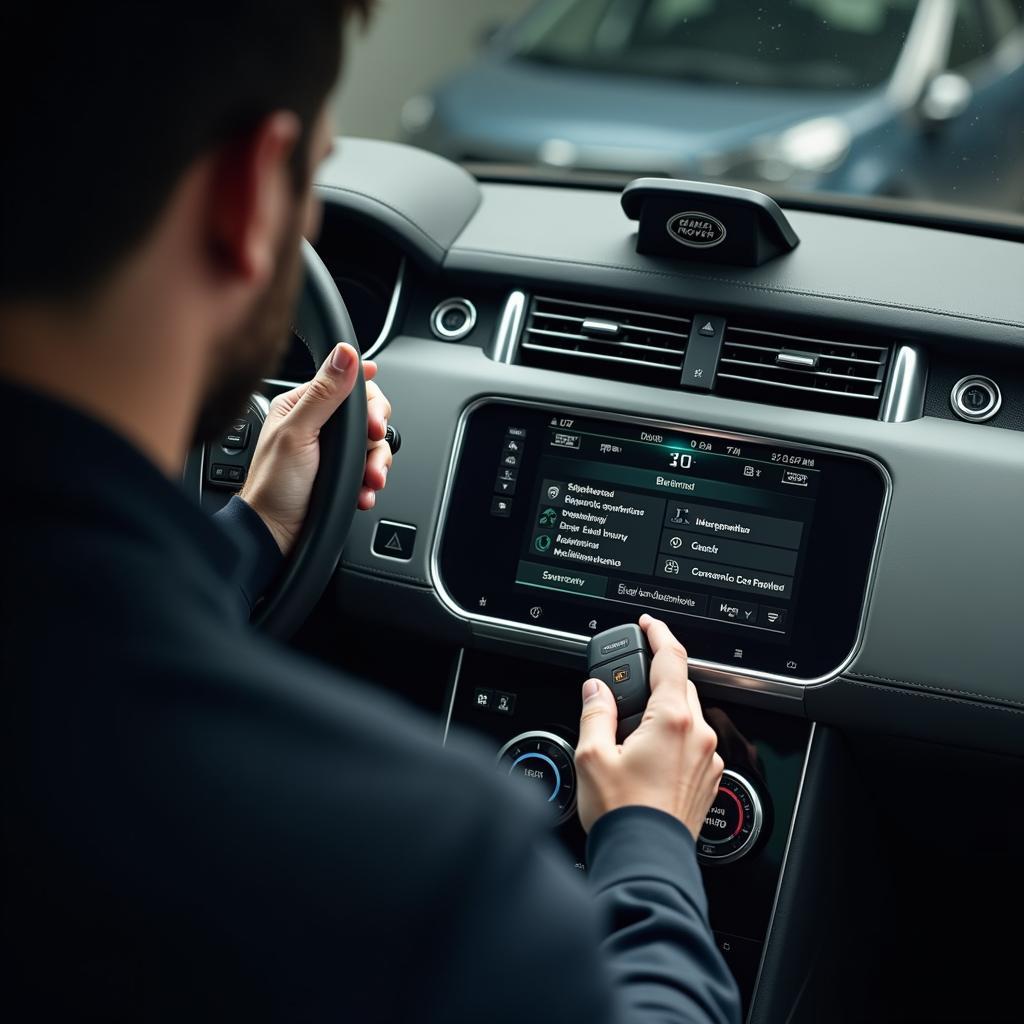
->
xmin=437 ymin=402 xmax=888 ymax=682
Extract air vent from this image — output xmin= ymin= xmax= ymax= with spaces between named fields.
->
xmin=519 ymin=295 xmax=689 ymax=385
xmin=716 ymin=322 xmax=890 ymax=417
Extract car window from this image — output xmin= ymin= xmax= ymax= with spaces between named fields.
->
xmin=514 ymin=0 xmax=920 ymax=89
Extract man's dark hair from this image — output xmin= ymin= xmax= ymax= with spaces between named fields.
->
xmin=1 ymin=2 xmax=372 ymax=303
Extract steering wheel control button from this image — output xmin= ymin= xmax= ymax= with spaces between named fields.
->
xmin=209 ymin=463 xmax=246 ymax=487
xmin=951 ymin=375 xmax=1001 ymax=422
xmin=496 ymin=732 xmax=576 ymax=825
xmin=431 ymin=298 xmax=477 ymax=341
xmin=697 ymin=770 xmax=764 ymax=866
xmin=221 ymin=421 xmax=250 ymax=451
xmin=371 ymin=520 xmax=417 ymax=561
xmin=473 ymin=688 xmax=493 ymax=711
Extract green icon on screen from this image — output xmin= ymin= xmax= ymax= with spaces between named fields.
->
xmin=534 ymin=534 xmax=553 ymax=553
xmin=537 ymin=507 xmax=558 ymax=528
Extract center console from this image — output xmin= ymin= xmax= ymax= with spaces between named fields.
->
xmin=437 ymin=400 xmax=890 ymax=1013
xmin=435 ymin=400 xmax=890 ymax=684
xmin=446 ymin=648 xmax=812 ymax=1014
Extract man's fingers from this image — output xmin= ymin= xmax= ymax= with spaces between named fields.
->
xmin=286 ymin=342 xmax=360 ymax=435
xmin=267 ymin=381 xmax=309 ymax=420
xmin=363 ymin=360 xmax=378 ymax=383
xmin=366 ymin=379 xmax=392 ymax=442
xmin=576 ymin=678 xmax=619 ymax=762
xmin=639 ymin=614 xmax=689 ymax=694
xmin=363 ymin=440 xmax=392 ymax=490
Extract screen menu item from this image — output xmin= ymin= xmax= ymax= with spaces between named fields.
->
xmin=438 ymin=402 xmax=888 ymax=681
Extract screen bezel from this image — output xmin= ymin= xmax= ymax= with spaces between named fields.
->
xmin=431 ymin=397 xmax=892 ymax=688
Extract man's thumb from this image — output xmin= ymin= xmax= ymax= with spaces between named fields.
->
xmin=288 ymin=342 xmax=360 ymax=434
xmin=577 ymin=678 xmax=618 ymax=753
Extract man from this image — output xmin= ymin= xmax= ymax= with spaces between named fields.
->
xmin=0 ymin=4 xmax=740 ymax=1021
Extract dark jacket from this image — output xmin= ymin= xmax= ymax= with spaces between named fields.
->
xmin=0 ymin=379 xmax=740 ymax=1023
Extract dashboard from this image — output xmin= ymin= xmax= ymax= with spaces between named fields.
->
xmin=307 ymin=139 xmax=1024 ymax=756
xmin=259 ymin=139 xmax=1024 ymax=1019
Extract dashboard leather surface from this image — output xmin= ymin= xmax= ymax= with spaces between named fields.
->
xmin=448 ymin=184 xmax=1024 ymax=349
xmin=315 ymin=139 xmax=481 ymax=263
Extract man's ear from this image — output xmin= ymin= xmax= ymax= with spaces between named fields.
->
xmin=206 ymin=111 xmax=303 ymax=285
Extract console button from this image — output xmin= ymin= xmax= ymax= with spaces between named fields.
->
xmin=372 ymin=521 xmax=416 ymax=560
xmin=709 ymin=597 xmax=759 ymax=625
xmin=681 ymin=314 xmax=726 ymax=391
xmin=698 ymin=770 xmax=764 ymax=865
xmin=493 ymin=691 xmax=516 ymax=715
xmin=495 ymin=471 xmax=518 ymax=496
xmin=951 ymin=375 xmax=1001 ymax=422
xmin=496 ymin=732 xmax=576 ymax=825
xmin=473 ymin=688 xmax=493 ymax=711
xmin=490 ymin=496 xmax=513 ymax=517
xmin=758 ymin=606 xmax=787 ymax=629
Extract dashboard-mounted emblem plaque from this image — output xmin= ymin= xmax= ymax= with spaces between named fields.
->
xmin=666 ymin=211 xmax=727 ymax=249
xmin=622 ymin=178 xmax=799 ymax=266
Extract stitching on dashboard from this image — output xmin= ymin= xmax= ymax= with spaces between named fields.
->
xmin=845 ymin=678 xmax=1024 ymax=717
xmin=847 ymin=671 xmax=1024 ymax=708
xmin=341 ymin=559 xmax=431 ymax=586
xmin=450 ymin=247 xmax=1024 ymax=330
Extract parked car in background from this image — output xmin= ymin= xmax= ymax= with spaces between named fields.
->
xmin=402 ymin=0 xmax=1024 ymax=210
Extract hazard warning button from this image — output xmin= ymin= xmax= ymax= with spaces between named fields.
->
xmin=372 ymin=520 xmax=417 ymax=561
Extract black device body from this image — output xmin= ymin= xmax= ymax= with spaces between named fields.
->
xmin=587 ymin=624 xmax=651 ymax=742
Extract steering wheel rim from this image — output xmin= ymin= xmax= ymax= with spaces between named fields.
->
xmin=252 ymin=240 xmax=367 ymax=636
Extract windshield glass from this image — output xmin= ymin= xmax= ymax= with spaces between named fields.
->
xmin=514 ymin=0 xmax=917 ymax=89
xmin=334 ymin=0 xmax=1024 ymax=218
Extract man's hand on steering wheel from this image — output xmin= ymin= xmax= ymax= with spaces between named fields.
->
xmin=239 ymin=341 xmax=393 ymax=555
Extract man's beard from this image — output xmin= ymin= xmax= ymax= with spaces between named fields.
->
xmin=192 ymin=215 xmax=305 ymax=445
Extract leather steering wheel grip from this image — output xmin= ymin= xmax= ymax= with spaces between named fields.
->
xmin=253 ymin=239 xmax=368 ymax=637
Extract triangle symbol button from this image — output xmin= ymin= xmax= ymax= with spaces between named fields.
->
xmin=384 ymin=532 xmax=404 ymax=552
xmin=700 ymin=320 xmax=716 ymax=336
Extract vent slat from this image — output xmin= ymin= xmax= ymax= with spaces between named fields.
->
xmin=718 ymin=357 xmax=883 ymax=385
xmin=717 ymin=321 xmax=890 ymax=418
xmin=728 ymin=325 xmax=888 ymax=355
xmin=526 ymin=327 xmax=683 ymax=357
xmin=716 ymin=373 xmax=878 ymax=399
xmin=519 ymin=295 xmax=688 ymax=382
xmin=723 ymin=341 xmax=883 ymax=366
xmin=520 ymin=342 xmax=680 ymax=372
xmin=534 ymin=295 xmax=691 ymax=327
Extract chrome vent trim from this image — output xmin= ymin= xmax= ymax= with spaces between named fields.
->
xmin=718 ymin=324 xmax=891 ymax=415
xmin=519 ymin=295 xmax=689 ymax=374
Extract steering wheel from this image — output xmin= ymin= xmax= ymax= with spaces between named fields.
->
xmin=192 ymin=240 xmax=368 ymax=638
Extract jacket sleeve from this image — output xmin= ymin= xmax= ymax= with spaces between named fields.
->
xmin=587 ymin=806 xmax=743 ymax=1024
xmin=211 ymin=495 xmax=284 ymax=615
xmin=420 ymin=757 xmax=740 ymax=1024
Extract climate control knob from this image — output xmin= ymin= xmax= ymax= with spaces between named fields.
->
xmin=496 ymin=731 xmax=576 ymax=825
xmin=697 ymin=769 xmax=764 ymax=865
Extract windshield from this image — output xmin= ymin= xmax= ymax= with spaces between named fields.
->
xmin=335 ymin=0 xmax=1024 ymax=218
xmin=513 ymin=0 xmax=918 ymax=89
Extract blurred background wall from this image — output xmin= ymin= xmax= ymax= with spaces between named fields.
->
xmin=332 ymin=0 xmax=534 ymax=141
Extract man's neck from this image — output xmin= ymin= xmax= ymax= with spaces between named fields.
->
xmin=0 ymin=266 xmax=208 ymax=478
